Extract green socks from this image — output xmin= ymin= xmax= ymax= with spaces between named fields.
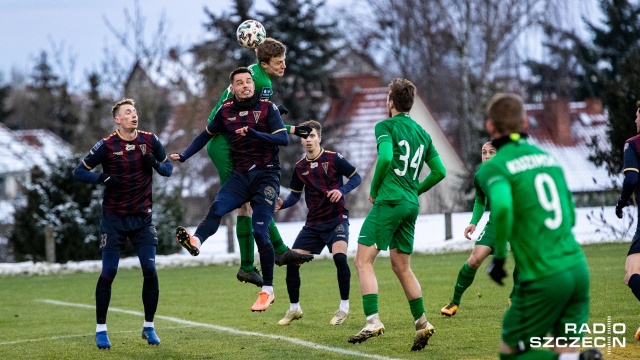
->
xmin=236 ymin=216 xmax=254 ymax=272
xmin=362 ymin=294 xmax=378 ymax=317
xmin=452 ymin=262 xmax=478 ymax=305
xmin=408 ymin=297 xmax=425 ymax=322
xmin=238 ymin=217 xmax=289 ymax=270
xmin=269 ymin=219 xmax=289 ymax=255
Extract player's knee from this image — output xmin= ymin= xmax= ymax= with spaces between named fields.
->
xmin=467 ymin=255 xmax=483 ymax=269
xmin=140 ymin=261 xmax=157 ymax=278
xmin=238 ymin=203 xmax=252 ymax=216
xmin=100 ymin=263 xmax=118 ymax=279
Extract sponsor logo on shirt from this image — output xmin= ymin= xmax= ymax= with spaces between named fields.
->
xmin=113 ymin=151 xmax=123 ymax=155
xmin=302 ymin=171 xmax=309 ymax=176
xmin=228 ymin=117 xmax=236 ymax=121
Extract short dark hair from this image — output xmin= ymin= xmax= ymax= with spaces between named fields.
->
xmin=388 ymin=78 xmax=416 ymax=113
xmin=112 ymin=98 xmax=135 ymax=118
xmin=229 ymin=67 xmax=252 ymax=83
xmin=299 ymin=119 xmax=322 ymax=136
xmin=486 ymin=93 xmax=526 ymax=134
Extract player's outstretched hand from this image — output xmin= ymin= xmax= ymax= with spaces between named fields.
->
xmin=464 ymin=224 xmax=476 ymax=240
xmin=615 ymin=198 xmax=629 ymax=219
xmin=487 ymin=258 xmax=507 ymax=286
xmin=169 ymin=153 xmax=183 ymax=162
xmin=293 ymin=125 xmax=312 ymax=139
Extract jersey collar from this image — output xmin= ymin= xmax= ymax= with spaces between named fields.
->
xmin=491 ymin=132 xmax=528 ymax=150
xmin=305 ymin=148 xmax=324 ymax=162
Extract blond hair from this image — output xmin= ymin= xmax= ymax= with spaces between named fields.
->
xmin=112 ymin=98 xmax=135 ymax=118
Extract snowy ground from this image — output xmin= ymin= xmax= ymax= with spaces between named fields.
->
xmin=0 ymin=206 xmax=630 ymax=276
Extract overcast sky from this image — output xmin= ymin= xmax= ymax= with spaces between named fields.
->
xmin=0 ymin=0 xmax=344 ymax=79
xmin=1 ymin=0 xmax=601 ymax=84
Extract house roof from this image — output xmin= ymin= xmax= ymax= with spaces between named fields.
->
xmin=0 ymin=124 xmax=73 ymax=175
xmin=325 ymin=84 xmax=468 ymax=179
xmin=525 ymin=100 xmax=615 ymax=192
xmin=0 ymin=124 xmax=32 ymax=174
xmin=13 ymin=129 xmax=73 ymax=170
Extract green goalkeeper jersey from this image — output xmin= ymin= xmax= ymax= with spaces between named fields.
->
xmin=476 ymin=135 xmax=584 ymax=282
xmin=208 ymin=63 xmax=273 ymax=121
xmin=373 ymin=113 xmax=439 ymax=204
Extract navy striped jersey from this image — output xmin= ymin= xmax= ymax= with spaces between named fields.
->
xmin=207 ymin=98 xmax=287 ymax=173
xmin=289 ymin=149 xmax=358 ymax=226
xmin=80 ymin=129 xmax=168 ymax=217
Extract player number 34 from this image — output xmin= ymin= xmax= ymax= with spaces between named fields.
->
xmin=394 ymin=140 xmax=424 ymax=180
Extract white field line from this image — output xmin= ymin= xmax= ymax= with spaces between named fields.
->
xmin=39 ymin=299 xmax=402 ymax=360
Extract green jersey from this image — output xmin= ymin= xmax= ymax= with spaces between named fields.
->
xmin=208 ymin=63 xmax=273 ymax=121
xmin=476 ymin=136 xmax=584 ymax=282
xmin=373 ymin=113 xmax=439 ymax=204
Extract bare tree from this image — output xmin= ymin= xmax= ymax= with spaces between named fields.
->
xmin=345 ymin=0 xmax=561 ymax=159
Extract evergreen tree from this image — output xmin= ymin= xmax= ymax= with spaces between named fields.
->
xmin=193 ymin=0 xmax=257 ymax=103
xmin=9 ymin=154 xmax=102 ymax=262
xmin=257 ymin=0 xmax=341 ymax=121
xmin=9 ymin=154 xmax=182 ymax=262
xmin=0 ymin=74 xmax=12 ymax=123
xmin=524 ymin=25 xmax=602 ymax=102
xmin=583 ymin=0 xmax=640 ymax=173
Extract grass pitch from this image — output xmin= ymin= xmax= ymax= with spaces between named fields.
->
xmin=0 ymin=242 xmax=638 ymax=359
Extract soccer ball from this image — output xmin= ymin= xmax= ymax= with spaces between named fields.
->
xmin=236 ymin=20 xmax=266 ymax=49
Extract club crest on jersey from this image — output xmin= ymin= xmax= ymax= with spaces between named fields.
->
xmin=139 ymin=144 xmax=147 ymax=154
xmin=239 ymin=111 xmax=248 ymax=116
xmin=253 ymin=111 xmax=261 ymax=123
xmin=322 ymin=163 xmax=328 ymax=174
xmin=310 ymin=162 xmax=318 ymax=169
xmin=125 ymin=144 xmax=135 ymax=151
xmin=264 ymin=186 xmax=276 ymax=200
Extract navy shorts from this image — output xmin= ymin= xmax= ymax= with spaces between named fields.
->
xmin=99 ymin=212 xmax=157 ymax=252
xmin=216 ymin=169 xmax=280 ymax=215
xmin=292 ymin=220 xmax=349 ymax=255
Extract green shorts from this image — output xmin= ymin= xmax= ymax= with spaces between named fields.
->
xmin=502 ymin=261 xmax=590 ymax=348
xmin=206 ymin=133 xmax=233 ymax=184
xmin=358 ymin=201 xmax=419 ymax=254
xmin=475 ymin=221 xmax=495 ymax=249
